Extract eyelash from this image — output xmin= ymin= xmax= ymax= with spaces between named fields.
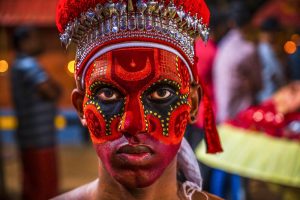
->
xmin=148 ymin=82 xmax=178 ymax=93
xmin=147 ymin=85 xmax=177 ymax=102
xmin=92 ymin=85 xmax=123 ymax=102
xmin=90 ymin=82 xmax=178 ymax=103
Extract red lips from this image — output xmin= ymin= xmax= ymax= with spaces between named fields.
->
xmin=117 ymin=145 xmax=153 ymax=155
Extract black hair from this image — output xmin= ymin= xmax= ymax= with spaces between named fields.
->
xmin=260 ymin=17 xmax=281 ymax=32
xmin=12 ymin=26 xmax=32 ymax=51
xmin=227 ymin=1 xmax=251 ymax=28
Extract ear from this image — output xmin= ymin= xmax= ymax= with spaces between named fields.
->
xmin=189 ymin=83 xmax=201 ymax=124
xmin=71 ymin=88 xmax=87 ymax=127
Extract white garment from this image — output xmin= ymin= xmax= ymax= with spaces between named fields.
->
xmin=182 ymin=181 xmax=208 ymax=200
xmin=178 ymin=138 xmax=203 ymax=189
xmin=213 ymin=29 xmax=261 ymax=122
xmin=257 ymin=42 xmax=285 ymax=102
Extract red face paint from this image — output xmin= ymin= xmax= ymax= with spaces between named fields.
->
xmin=83 ymin=47 xmax=191 ymax=187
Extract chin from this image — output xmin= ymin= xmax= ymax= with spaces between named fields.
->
xmin=114 ymin=169 xmax=161 ymax=189
xmin=93 ymin=135 xmax=181 ymax=189
xmin=107 ymin=149 xmax=179 ymax=189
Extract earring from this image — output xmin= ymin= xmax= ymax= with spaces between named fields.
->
xmin=82 ymin=114 xmax=87 ymax=126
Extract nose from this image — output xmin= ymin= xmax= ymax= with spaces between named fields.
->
xmin=119 ymin=96 xmax=147 ymax=135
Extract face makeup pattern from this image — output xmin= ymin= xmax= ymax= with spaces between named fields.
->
xmin=83 ymin=47 xmax=191 ymax=145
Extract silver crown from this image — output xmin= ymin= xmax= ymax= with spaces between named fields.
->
xmin=60 ymin=0 xmax=210 ymax=70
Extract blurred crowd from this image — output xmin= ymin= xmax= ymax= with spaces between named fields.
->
xmin=192 ymin=0 xmax=300 ymax=200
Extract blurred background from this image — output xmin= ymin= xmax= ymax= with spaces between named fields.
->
xmin=0 ymin=0 xmax=299 ymax=199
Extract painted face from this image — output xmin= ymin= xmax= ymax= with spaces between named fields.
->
xmin=83 ymin=47 xmax=191 ymax=188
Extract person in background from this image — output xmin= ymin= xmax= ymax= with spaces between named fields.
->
xmin=257 ymin=17 xmax=286 ymax=103
xmin=214 ymin=2 xmax=262 ymax=123
xmin=212 ymin=1 xmax=262 ymax=199
xmin=10 ymin=26 xmax=61 ymax=200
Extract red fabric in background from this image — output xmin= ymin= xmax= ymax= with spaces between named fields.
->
xmin=195 ymin=39 xmax=217 ymax=128
xmin=21 ymin=147 xmax=58 ymax=200
xmin=228 ymin=100 xmax=300 ymax=141
xmin=0 ymin=0 xmax=56 ymax=26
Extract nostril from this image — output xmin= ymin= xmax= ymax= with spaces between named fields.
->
xmin=123 ymin=132 xmax=140 ymax=144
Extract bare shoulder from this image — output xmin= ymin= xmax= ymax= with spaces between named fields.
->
xmin=51 ymin=179 xmax=98 ymax=200
xmin=192 ymin=191 xmax=224 ymax=200
xmin=181 ymin=181 xmax=223 ymax=200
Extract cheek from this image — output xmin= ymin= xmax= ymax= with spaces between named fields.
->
xmin=93 ymin=141 xmax=116 ymax=171
xmin=84 ymin=104 xmax=122 ymax=144
xmin=157 ymin=142 xmax=181 ymax=167
xmin=168 ymin=104 xmax=190 ymax=141
xmin=147 ymin=104 xmax=191 ymax=145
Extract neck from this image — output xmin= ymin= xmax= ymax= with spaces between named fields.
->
xmin=95 ymin=158 xmax=181 ymax=200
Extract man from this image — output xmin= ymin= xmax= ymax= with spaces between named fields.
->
xmin=10 ymin=26 xmax=61 ymax=200
xmin=257 ymin=17 xmax=285 ymax=102
xmin=54 ymin=0 xmax=222 ymax=199
xmin=213 ymin=2 xmax=262 ymax=123
xmin=212 ymin=2 xmax=262 ymax=199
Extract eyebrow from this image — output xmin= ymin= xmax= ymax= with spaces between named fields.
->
xmin=158 ymin=76 xmax=181 ymax=85
xmin=144 ymin=78 xmax=181 ymax=93
xmin=88 ymin=80 xmax=126 ymax=95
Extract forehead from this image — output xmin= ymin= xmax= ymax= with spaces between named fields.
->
xmin=85 ymin=47 xmax=186 ymax=90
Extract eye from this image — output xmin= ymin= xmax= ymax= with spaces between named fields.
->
xmin=97 ymin=88 xmax=121 ymax=102
xmin=148 ymin=88 xmax=174 ymax=101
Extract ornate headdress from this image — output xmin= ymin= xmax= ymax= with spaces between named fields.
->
xmin=56 ymin=0 xmax=222 ymax=153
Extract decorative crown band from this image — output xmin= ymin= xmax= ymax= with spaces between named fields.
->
xmin=59 ymin=0 xmax=210 ymax=70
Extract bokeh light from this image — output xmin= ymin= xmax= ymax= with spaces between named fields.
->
xmin=284 ymin=41 xmax=297 ymax=55
xmin=67 ymin=60 xmax=75 ymax=74
xmin=55 ymin=115 xmax=66 ymax=130
xmin=0 ymin=60 xmax=9 ymax=73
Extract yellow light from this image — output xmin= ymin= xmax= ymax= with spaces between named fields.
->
xmin=0 ymin=115 xmax=66 ymax=130
xmin=0 ymin=116 xmax=17 ymax=130
xmin=55 ymin=115 xmax=66 ymax=130
xmin=284 ymin=41 xmax=297 ymax=55
xmin=0 ymin=60 xmax=9 ymax=73
xmin=67 ymin=60 xmax=75 ymax=74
